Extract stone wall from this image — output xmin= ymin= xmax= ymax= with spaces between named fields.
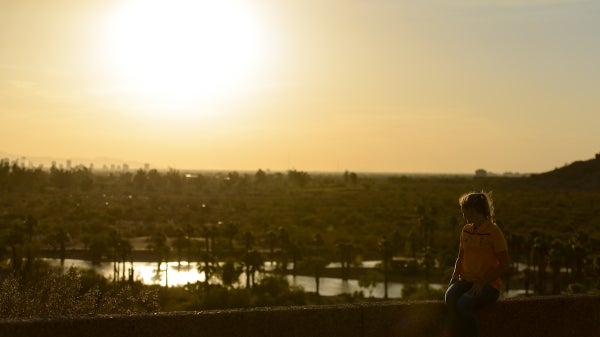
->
xmin=0 ymin=295 xmax=598 ymax=337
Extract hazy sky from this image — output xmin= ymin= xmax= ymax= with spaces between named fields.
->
xmin=1 ymin=0 xmax=599 ymax=173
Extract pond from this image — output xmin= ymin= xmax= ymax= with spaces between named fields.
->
xmin=43 ymin=259 xmax=524 ymax=298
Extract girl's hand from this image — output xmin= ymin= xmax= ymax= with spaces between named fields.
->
xmin=468 ymin=281 xmax=485 ymax=297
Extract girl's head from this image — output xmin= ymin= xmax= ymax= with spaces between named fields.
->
xmin=459 ymin=191 xmax=494 ymax=222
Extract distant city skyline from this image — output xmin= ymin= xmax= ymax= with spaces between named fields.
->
xmin=2 ymin=1 xmax=599 ymax=174
xmin=2 ymin=150 xmax=596 ymax=176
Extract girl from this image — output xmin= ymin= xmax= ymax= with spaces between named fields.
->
xmin=445 ymin=192 xmax=510 ymax=337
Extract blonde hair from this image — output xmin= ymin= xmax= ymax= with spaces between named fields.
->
xmin=459 ymin=191 xmax=494 ymax=220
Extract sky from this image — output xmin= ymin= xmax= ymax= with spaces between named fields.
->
xmin=1 ymin=0 xmax=599 ymax=174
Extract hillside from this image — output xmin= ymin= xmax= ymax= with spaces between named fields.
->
xmin=530 ymin=153 xmax=600 ymax=189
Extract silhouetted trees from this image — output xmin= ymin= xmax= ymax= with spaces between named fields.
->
xmin=303 ymin=233 xmax=329 ymax=296
xmin=220 ymin=259 xmax=242 ymax=289
xmin=243 ymin=250 xmax=264 ymax=288
xmin=45 ymin=226 xmax=70 ymax=268
xmin=337 ymin=241 xmax=355 ymax=281
xmin=0 ymin=158 xmax=598 ymax=316
xmin=198 ymin=252 xmax=219 ymax=285
xmin=147 ymin=230 xmax=170 ymax=275
xmin=379 ymin=236 xmax=393 ymax=299
xmin=287 ymin=169 xmax=310 ymax=188
xmin=222 ymin=222 xmax=238 ymax=252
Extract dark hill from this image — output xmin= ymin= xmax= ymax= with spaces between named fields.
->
xmin=529 ymin=153 xmax=600 ymax=189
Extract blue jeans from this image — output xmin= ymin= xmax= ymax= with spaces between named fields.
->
xmin=444 ymin=280 xmax=499 ymax=337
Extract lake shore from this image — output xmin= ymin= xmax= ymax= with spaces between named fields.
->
xmin=39 ymin=249 xmax=448 ymax=284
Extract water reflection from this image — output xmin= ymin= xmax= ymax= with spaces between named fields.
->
xmin=286 ymin=275 xmax=412 ymax=298
xmin=44 ymin=259 xmax=206 ymax=287
xmin=44 ymin=259 xmax=523 ymax=298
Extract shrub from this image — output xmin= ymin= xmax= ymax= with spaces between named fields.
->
xmin=0 ymin=268 xmax=159 ymax=318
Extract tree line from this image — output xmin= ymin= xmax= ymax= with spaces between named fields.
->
xmin=1 ymin=158 xmax=598 ymax=316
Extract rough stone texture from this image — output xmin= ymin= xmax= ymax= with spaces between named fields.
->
xmin=0 ymin=295 xmax=598 ymax=337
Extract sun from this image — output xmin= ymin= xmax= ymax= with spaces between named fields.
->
xmin=104 ymin=0 xmax=268 ymax=118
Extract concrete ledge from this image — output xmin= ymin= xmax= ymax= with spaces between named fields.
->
xmin=1 ymin=295 xmax=598 ymax=337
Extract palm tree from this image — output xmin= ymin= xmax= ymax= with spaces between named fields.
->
xmin=47 ymin=226 xmax=71 ymax=269
xmin=240 ymin=231 xmax=261 ymax=288
xmin=198 ymin=251 xmax=219 ymax=285
xmin=6 ymin=219 xmax=24 ymax=272
xmin=336 ymin=241 xmax=354 ymax=281
xmin=147 ymin=230 xmax=170 ymax=280
xmin=88 ymin=236 xmax=108 ymax=265
xmin=525 ymin=229 xmax=540 ymax=294
xmin=305 ymin=233 xmax=328 ymax=296
xmin=569 ymin=231 xmax=588 ymax=283
xmin=289 ymin=242 xmax=302 ymax=278
xmin=201 ymin=223 xmax=214 ymax=253
xmin=109 ymin=230 xmax=122 ymax=282
xmin=22 ymin=215 xmax=37 ymax=273
xmin=209 ymin=224 xmax=218 ymax=254
xmin=406 ymin=230 xmax=419 ymax=258
xmin=117 ymin=238 xmax=132 ymax=282
xmin=267 ymin=231 xmax=276 ymax=266
xmin=222 ymin=221 xmax=238 ymax=252
xmin=531 ymin=235 xmax=548 ymax=294
xmin=172 ymin=227 xmax=190 ymax=270
xmin=305 ymin=256 xmax=328 ymax=296
xmin=391 ymin=230 xmax=403 ymax=256
xmin=548 ymin=239 xmax=564 ymax=294
xmin=510 ymin=232 xmax=525 ymax=273
xmin=522 ymin=267 xmax=533 ymax=296
xmin=183 ymin=223 xmax=195 ymax=269
xmin=422 ymin=246 xmax=434 ymax=284
xmin=278 ymin=227 xmax=290 ymax=273
xmin=378 ymin=236 xmax=393 ymax=299
xmin=419 ymin=215 xmax=437 ymax=248
xmin=243 ymin=249 xmax=264 ymax=288
xmin=243 ymin=231 xmax=254 ymax=252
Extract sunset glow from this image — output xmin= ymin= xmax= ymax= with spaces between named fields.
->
xmin=104 ymin=0 xmax=270 ymax=118
xmin=1 ymin=0 xmax=599 ymax=173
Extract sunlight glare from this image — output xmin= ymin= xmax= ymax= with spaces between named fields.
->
xmin=105 ymin=0 xmax=268 ymax=118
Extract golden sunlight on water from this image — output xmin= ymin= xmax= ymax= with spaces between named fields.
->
xmin=46 ymin=258 xmax=465 ymax=298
